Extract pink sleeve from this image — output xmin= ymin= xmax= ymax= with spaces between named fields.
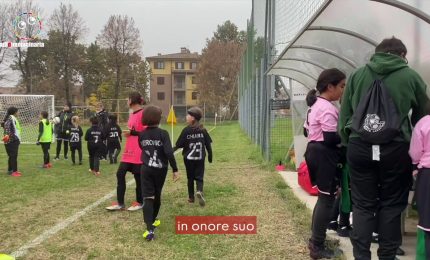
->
xmin=320 ymin=108 xmax=339 ymax=132
xmin=409 ymin=122 xmax=424 ymax=165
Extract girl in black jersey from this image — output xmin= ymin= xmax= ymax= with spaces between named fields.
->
xmin=138 ymin=105 xmax=179 ymax=241
xmin=85 ymin=117 xmax=105 ymax=176
xmin=175 ymin=107 xmax=212 ymax=207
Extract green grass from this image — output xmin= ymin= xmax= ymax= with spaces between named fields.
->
xmin=270 ymin=116 xmax=294 ymax=167
xmin=0 ymin=123 xmax=311 ymax=259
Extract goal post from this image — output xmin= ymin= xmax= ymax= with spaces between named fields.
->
xmin=0 ymin=94 xmax=55 ymax=144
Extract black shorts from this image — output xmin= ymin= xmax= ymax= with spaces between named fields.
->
xmin=141 ymin=166 xmax=168 ymax=198
xmin=107 ymin=141 xmax=121 ymax=150
xmin=416 ymin=168 xmax=430 ymax=231
xmin=70 ymin=142 xmax=82 ymax=149
xmin=56 ymin=132 xmax=69 ymax=141
xmin=305 ymin=142 xmax=341 ymax=196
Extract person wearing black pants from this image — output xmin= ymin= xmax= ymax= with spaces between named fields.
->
xmin=138 ymin=105 xmax=179 ymax=241
xmin=2 ymin=107 xmax=22 ymax=176
xmin=303 ymin=68 xmax=346 ymax=259
xmin=69 ymin=116 xmax=83 ymax=165
xmin=347 ymin=139 xmax=412 ymax=259
xmin=175 ymin=107 xmax=213 ymax=207
xmin=55 ymin=102 xmax=73 ymax=160
xmin=106 ymin=114 xmax=122 ymax=164
xmin=85 ymin=116 xmax=105 ymax=176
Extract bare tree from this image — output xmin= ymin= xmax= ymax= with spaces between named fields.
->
xmin=97 ymin=15 xmax=141 ymax=111
xmin=0 ymin=2 xmax=13 ymax=81
xmin=49 ymin=3 xmax=86 ymax=101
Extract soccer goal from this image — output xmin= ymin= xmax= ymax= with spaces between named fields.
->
xmin=0 ymin=95 xmax=55 ymax=144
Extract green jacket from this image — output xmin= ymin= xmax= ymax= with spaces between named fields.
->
xmin=339 ymin=52 xmax=429 ymax=145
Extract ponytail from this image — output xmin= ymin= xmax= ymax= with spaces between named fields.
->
xmin=3 ymin=107 xmax=18 ymax=125
xmin=306 ymin=89 xmax=318 ymax=107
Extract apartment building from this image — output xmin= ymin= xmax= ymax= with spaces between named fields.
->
xmin=147 ymin=47 xmax=200 ymax=119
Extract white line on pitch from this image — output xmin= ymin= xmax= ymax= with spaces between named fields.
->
xmin=10 ymin=127 xmax=216 ymax=258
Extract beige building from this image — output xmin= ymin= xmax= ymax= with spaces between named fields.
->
xmin=147 ymin=47 xmax=200 ymax=119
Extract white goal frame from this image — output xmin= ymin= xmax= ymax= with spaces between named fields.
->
xmin=0 ymin=94 xmax=55 ymax=144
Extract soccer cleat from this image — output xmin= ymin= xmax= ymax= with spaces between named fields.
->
xmin=188 ymin=198 xmax=195 ymax=203
xmin=196 ymin=191 xmax=206 ymax=207
xmin=47 ymin=163 xmax=53 ymax=168
xmin=42 ymin=164 xmax=49 ymax=169
xmin=153 ymin=219 xmax=161 ymax=229
xmin=142 ymin=230 xmax=155 ymax=241
xmin=10 ymin=171 xmax=22 ymax=177
xmin=54 ymin=157 xmax=60 ymax=160
xmin=105 ymin=202 xmax=126 ymax=211
xmin=94 ymin=171 xmax=101 ymax=176
xmin=127 ymin=201 xmax=143 ymax=211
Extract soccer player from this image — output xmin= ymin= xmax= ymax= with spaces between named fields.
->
xmin=175 ymin=107 xmax=213 ymax=206
xmin=37 ymin=111 xmax=53 ymax=168
xmin=139 ymin=105 xmax=179 ymax=241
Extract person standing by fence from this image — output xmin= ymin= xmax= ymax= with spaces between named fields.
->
xmin=304 ymin=68 xmax=346 ymax=259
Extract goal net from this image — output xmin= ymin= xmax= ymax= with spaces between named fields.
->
xmin=0 ymin=95 xmax=55 ymax=144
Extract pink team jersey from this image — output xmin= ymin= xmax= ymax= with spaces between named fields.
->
xmin=121 ymin=109 xmax=146 ymax=164
xmin=409 ymin=115 xmax=430 ymax=169
xmin=304 ymin=97 xmax=339 ymax=142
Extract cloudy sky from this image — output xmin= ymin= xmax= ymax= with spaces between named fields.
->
xmin=0 ymin=0 xmax=251 ymax=86
xmin=29 ymin=0 xmax=251 ymax=56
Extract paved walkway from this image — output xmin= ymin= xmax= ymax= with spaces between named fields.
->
xmin=279 ymin=171 xmax=417 ymax=260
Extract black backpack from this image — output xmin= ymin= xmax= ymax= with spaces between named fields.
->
xmin=351 ymin=67 xmax=403 ymax=144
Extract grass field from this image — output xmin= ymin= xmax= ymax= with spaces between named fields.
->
xmin=0 ymin=123 xmax=311 ymax=259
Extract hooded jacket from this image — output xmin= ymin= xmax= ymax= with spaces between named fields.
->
xmin=339 ymin=52 xmax=429 ymax=145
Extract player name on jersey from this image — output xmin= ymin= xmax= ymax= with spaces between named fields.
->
xmin=140 ymin=140 xmax=163 ymax=146
xmin=187 ymin=133 xmax=204 ymax=139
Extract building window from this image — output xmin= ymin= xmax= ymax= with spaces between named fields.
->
xmin=157 ymin=92 xmax=165 ymax=100
xmin=192 ymin=76 xmax=197 ymax=84
xmin=190 ymin=62 xmax=197 ymax=70
xmin=192 ymin=91 xmax=198 ymax=100
xmin=175 ymin=62 xmax=184 ymax=69
xmin=157 ymin=77 xmax=165 ymax=85
xmin=174 ymin=92 xmax=185 ymax=105
xmin=154 ymin=61 xmax=164 ymax=69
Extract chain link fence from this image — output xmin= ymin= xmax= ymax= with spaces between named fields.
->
xmin=238 ymin=0 xmax=324 ymax=166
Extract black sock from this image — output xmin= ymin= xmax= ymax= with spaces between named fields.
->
xmin=144 ymin=199 xmax=154 ymax=231
xmin=153 ymin=198 xmax=161 ymax=223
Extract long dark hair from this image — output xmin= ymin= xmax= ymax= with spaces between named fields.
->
xmin=2 ymin=107 xmax=18 ymax=127
xmin=306 ymin=68 xmax=346 ymax=107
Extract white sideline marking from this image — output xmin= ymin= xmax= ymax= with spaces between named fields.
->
xmin=10 ymin=127 xmax=216 ymax=258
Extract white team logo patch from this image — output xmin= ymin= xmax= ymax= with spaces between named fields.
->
xmin=363 ymin=114 xmax=385 ymax=133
